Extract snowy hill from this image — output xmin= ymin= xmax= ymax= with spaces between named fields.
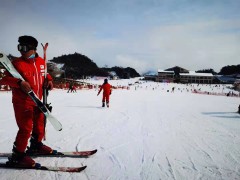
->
xmin=0 ymin=80 xmax=240 ymax=180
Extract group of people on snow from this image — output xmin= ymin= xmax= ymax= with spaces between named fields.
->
xmin=0 ymin=35 xmax=112 ymax=168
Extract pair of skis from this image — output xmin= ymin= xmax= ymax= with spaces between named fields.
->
xmin=0 ymin=149 xmax=97 ymax=173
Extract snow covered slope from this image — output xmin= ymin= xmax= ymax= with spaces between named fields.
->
xmin=0 ymin=80 xmax=239 ymax=180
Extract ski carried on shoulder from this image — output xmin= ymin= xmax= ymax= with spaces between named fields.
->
xmin=0 ymin=149 xmax=97 ymax=158
xmin=0 ymin=52 xmax=62 ymax=131
xmin=0 ymin=162 xmax=87 ymax=173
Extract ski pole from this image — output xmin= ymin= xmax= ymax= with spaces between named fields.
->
xmin=41 ymin=42 xmax=49 ymax=140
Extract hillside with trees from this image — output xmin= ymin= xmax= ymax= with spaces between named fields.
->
xmin=101 ymin=66 xmax=140 ymax=79
xmin=50 ymin=53 xmax=108 ymax=78
xmin=196 ymin=69 xmax=217 ymax=75
xmin=49 ymin=53 xmax=140 ymax=79
xmin=218 ymin=65 xmax=240 ymax=75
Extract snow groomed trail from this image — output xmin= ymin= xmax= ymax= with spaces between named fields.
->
xmin=0 ymin=81 xmax=240 ymax=180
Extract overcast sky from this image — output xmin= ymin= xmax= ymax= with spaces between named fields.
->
xmin=1 ymin=0 xmax=240 ymax=74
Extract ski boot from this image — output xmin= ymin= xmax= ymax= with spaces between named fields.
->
xmin=102 ymin=102 xmax=105 ymax=107
xmin=7 ymin=147 xmax=36 ymax=167
xmin=106 ymin=102 xmax=109 ymax=108
xmin=26 ymin=137 xmax=57 ymax=155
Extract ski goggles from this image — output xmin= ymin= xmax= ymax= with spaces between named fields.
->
xmin=17 ymin=44 xmax=36 ymax=52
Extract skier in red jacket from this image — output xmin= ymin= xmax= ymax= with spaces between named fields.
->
xmin=97 ymin=79 xmax=112 ymax=107
xmin=0 ymin=36 xmax=54 ymax=167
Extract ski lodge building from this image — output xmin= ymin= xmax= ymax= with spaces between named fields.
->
xmin=155 ymin=66 xmax=214 ymax=84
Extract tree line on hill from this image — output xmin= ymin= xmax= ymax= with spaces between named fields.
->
xmin=196 ymin=65 xmax=240 ymax=75
xmin=5 ymin=53 xmax=240 ymax=79
xmin=49 ymin=53 xmax=140 ymax=79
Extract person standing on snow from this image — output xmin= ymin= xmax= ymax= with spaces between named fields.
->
xmin=0 ymin=35 xmax=54 ymax=167
xmin=97 ymin=79 xmax=112 ymax=107
xmin=67 ymin=82 xmax=73 ymax=93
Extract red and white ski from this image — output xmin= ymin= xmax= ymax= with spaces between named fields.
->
xmin=0 ymin=163 xmax=87 ymax=173
xmin=0 ymin=149 xmax=97 ymax=158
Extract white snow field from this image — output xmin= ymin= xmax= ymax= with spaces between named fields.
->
xmin=0 ymin=79 xmax=240 ymax=180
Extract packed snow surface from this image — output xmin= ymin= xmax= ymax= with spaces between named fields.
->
xmin=0 ymin=78 xmax=240 ymax=180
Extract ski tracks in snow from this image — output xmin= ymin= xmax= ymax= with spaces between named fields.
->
xmin=172 ymin=110 xmax=240 ymax=180
xmin=100 ymin=146 xmax=127 ymax=180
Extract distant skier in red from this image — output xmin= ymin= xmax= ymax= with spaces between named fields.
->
xmin=97 ymin=79 xmax=112 ymax=107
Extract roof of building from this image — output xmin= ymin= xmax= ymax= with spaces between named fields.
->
xmin=157 ymin=66 xmax=216 ymax=77
xmin=180 ymin=71 xmax=213 ymax=77
xmin=158 ymin=69 xmax=174 ymax=73
xmin=165 ymin=66 xmax=189 ymax=73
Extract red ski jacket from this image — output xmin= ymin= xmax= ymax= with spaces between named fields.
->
xmin=98 ymin=83 xmax=112 ymax=95
xmin=0 ymin=56 xmax=52 ymax=105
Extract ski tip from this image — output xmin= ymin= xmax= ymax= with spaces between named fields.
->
xmin=92 ymin=149 xmax=98 ymax=154
xmin=73 ymin=149 xmax=97 ymax=157
xmin=85 ymin=149 xmax=97 ymax=155
xmin=80 ymin=165 xmax=87 ymax=171
xmin=67 ymin=165 xmax=87 ymax=173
